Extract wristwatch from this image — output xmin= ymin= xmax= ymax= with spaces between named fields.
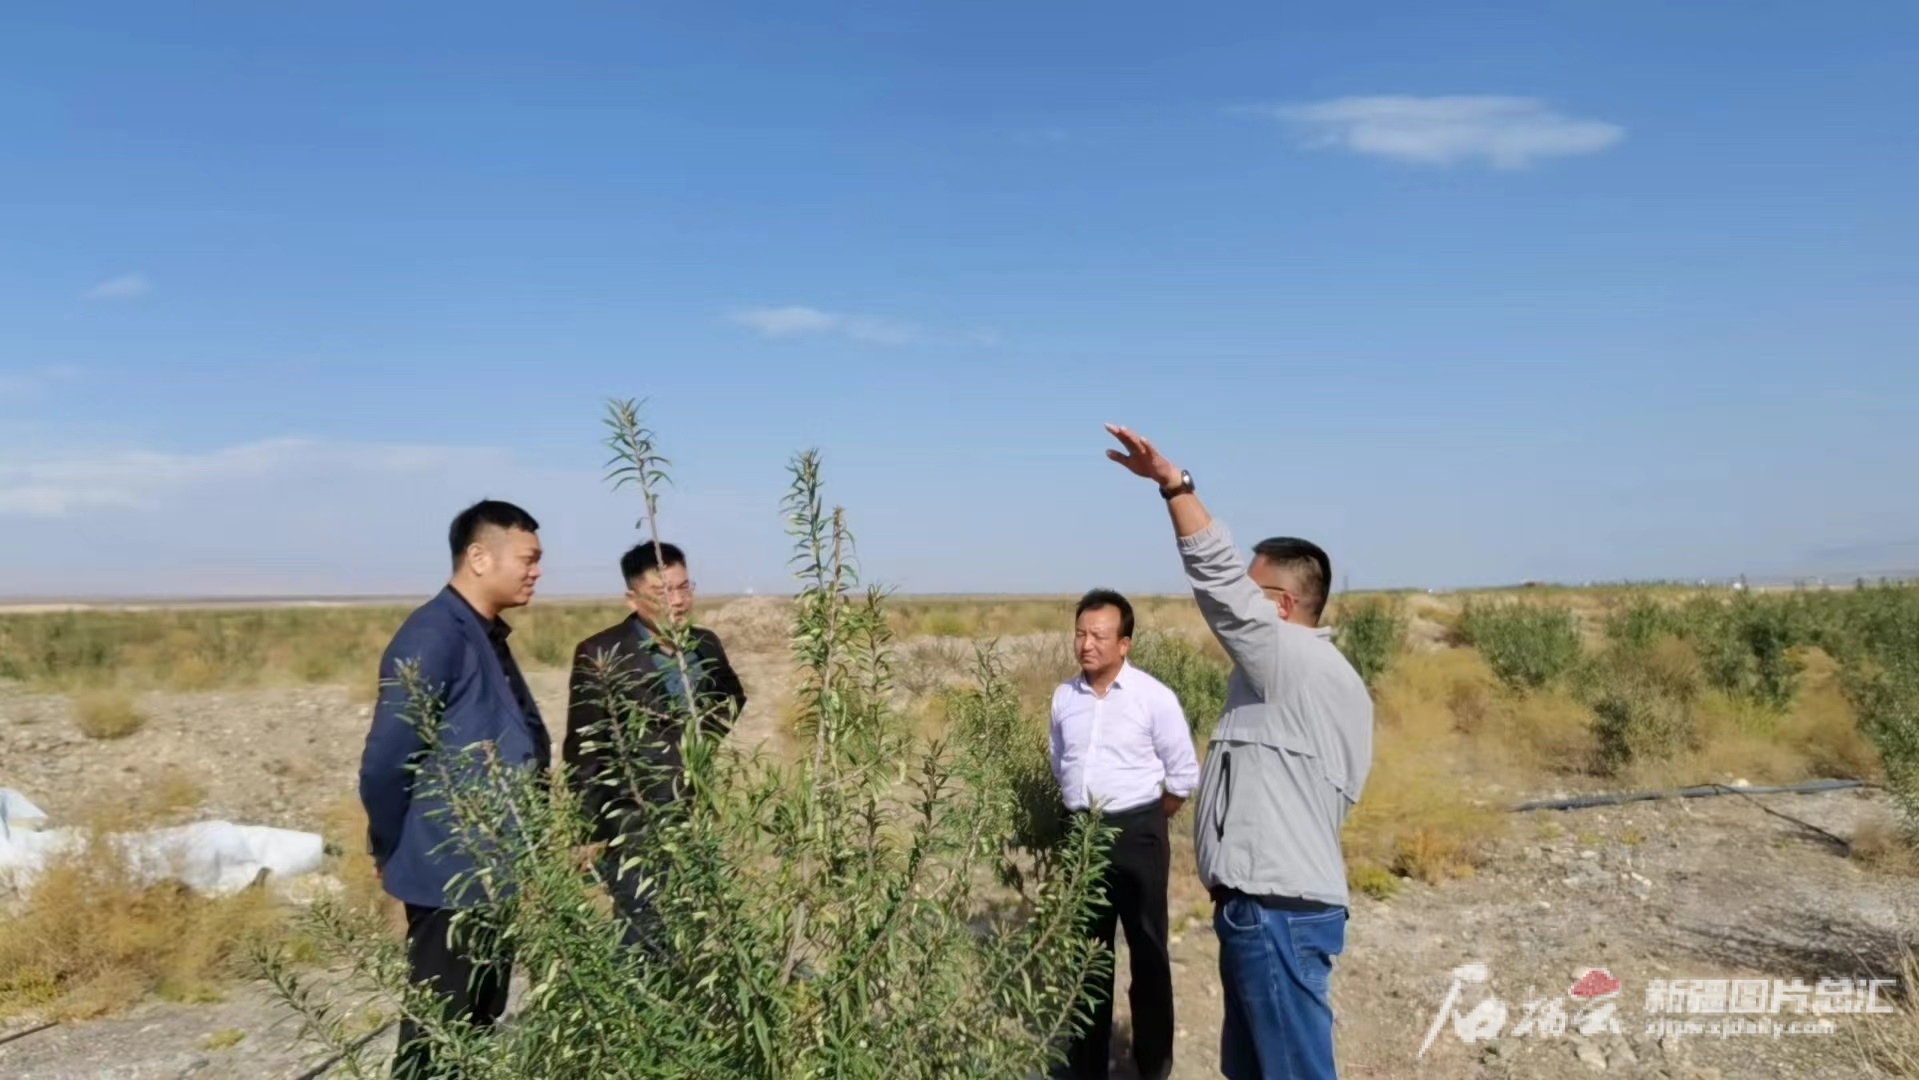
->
xmin=1160 ymin=469 xmax=1194 ymax=499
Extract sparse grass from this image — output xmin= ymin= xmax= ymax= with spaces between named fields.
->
xmin=1850 ymin=819 xmax=1919 ymax=877
xmin=0 ymin=601 xmax=635 ymax=692
xmin=71 ymin=689 xmax=146 ymax=739
xmin=201 ymin=1028 xmax=246 ymax=1050
xmin=0 ymin=795 xmax=289 ymax=1019
xmin=1857 ymin=945 xmax=1919 ymax=1078
xmin=1342 ymin=651 xmax=1511 ymax=888
xmin=317 ymin=796 xmax=398 ymax=928
xmin=1347 ymin=863 xmax=1403 ymax=900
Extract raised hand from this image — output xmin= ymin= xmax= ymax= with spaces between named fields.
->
xmin=1104 ymin=424 xmax=1181 ymax=488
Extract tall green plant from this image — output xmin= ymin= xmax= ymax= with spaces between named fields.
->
xmin=1603 ymin=594 xmax=1680 ymax=651
xmin=1330 ymin=597 xmax=1404 ymax=689
xmin=1679 ymin=594 xmax=1806 ymax=710
xmin=1455 ymin=602 xmax=1583 ymax=691
xmin=257 ymin=399 xmax=1113 ymax=1079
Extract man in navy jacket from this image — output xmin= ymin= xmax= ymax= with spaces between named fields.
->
xmin=359 ymin=499 xmax=552 ymax=1079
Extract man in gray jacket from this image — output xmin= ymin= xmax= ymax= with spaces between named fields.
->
xmin=1105 ymin=424 xmax=1374 ymax=1080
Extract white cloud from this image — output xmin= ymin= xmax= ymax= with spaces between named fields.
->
xmin=0 ymin=435 xmax=793 ymax=598
xmin=732 ymin=305 xmax=841 ymax=339
xmin=0 ymin=438 xmax=497 ymax=519
xmin=0 ymin=365 xmax=80 ymax=402
xmin=729 ymin=305 xmax=994 ymax=348
xmin=730 ymin=305 xmax=923 ymax=346
xmin=85 ymin=274 xmax=151 ymax=300
xmin=1257 ymin=95 xmax=1624 ymax=169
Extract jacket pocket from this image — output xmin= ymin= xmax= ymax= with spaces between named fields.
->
xmin=1208 ymin=720 xmax=1316 ymax=882
xmin=1211 ymin=749 xmax=1234 ymax=844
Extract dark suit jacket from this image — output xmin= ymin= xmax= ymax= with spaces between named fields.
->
xmin=562 ymin=615 xmax=746 ymax=844
xmin=358 ymin=586 xmax=551 ymax=909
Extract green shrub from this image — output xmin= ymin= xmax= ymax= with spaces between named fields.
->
xmin=1330 ymin=597 xmax=1404 ymax=689
xmin=1580 ymin=640 xmax=1702 ymax=775
xmin=1678 ymin=594 xmax=1806 ymax=710
xmin=1129 ymin=632 xmax=1229 ymax=741
xmin=942 ymin=643 xmax=1067 ymax=857
xmin=1604 ymin=595 xmax=1680 ymax=651
xmin=1853 ymin=659 xmax=1919 ymax=838
xmin=1455 ymin=602 xmax=1583 ymax=691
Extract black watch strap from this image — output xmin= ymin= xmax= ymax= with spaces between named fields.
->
xmin=1160 ymin=470 xmax=1194 ymax=499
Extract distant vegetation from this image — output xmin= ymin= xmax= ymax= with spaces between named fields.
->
xmin=8 ymin=551 xmax=1919 ymax=1017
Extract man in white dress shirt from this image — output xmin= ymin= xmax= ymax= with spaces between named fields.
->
xmin=1050 ymin=588 xmax=1200 ymax=1080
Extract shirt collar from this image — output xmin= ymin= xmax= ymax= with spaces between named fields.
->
xmin=627 ymin=612 xmax=656 ymax=644
xmin=1076 ymin=659 xmax=1134 ymax=692
xmin=445 ymin=584 xmax=510 ymax=639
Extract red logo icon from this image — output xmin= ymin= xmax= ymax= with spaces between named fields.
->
xmin=1570 ymin=969 xmax=1622 ymax=999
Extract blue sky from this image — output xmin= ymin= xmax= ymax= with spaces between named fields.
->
xmin=3 ymin=2 xmax=1915 ymax=599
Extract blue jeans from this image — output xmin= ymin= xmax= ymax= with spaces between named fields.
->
xmin=1214 ymin=895 xmax=1346 ymax=1080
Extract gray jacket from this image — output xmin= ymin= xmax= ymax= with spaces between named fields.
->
xmin=1181 ymin=521 xmax=1374 ymax=908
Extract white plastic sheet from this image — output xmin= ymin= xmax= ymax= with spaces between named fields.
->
xmin=0 ymin=787 xmax=325 ymax=898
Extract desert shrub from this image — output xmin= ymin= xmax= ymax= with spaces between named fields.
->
xmin=1347 ymin=863 xmax=1402 ymax=900
xmin=0 ymin=828 xmax=286 ymax=1019
xmin=1454 ymin=602 xmax=1583 ymax=691
xmin=941 ymin=643 xmax=1070 ymax=866
xmin=1330 ymin=596 xmax=1404 ymax=689
xmin=1604 ymin=595 xmax=1681 ymax=650
xmin=1579 ymin=639 xmax=1703 ymax=776
xmin=1854 ymin=660 xmax=1919 ymax=839
xmin=258 ymin=401 xmax=1113 ymax=1079
xmin=71 ymin=689 xmax=146 ymax=739
xmin=1678 ymin=594 xmax=1807 ymax=710
xmin=1129 ymin=631 xmax=1229 ymax=741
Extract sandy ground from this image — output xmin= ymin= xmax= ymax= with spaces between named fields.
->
xmin=3 ymin=612 xmax=1916 ymax=1079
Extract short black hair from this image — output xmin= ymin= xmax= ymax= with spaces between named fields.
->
xmin=1075 ymin=588 xmax=1134 ymax=639
xmin=620 ymin=541 xmax=686 ymax=585
xmin=1252 ymin=536 xmax=1332 ymax=623
xmin=448 ymin=499 xmax=539 ymax=568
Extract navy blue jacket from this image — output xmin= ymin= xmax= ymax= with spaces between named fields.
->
xmin=358 ymin=586 xmax=551 ymax=909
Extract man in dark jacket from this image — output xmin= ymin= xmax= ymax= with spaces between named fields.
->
xmin=358 ymin=499 xmax=551 ymax=1079
xmin=563 ymin=540 xmax=746 ymax=947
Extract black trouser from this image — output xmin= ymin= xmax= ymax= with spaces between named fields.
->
xmin=601 ymin=847 xmax=665 ymax=956
xmin=392 ymin=903 xmax=512 ymax=1079
xmin=1068 ymin=800 xmax=1174 ymax=1080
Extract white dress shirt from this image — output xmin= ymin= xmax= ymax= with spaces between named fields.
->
xmin=1049 ymin=660 xmax=1200 ymax=814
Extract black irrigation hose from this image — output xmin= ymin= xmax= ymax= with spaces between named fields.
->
xmin=0 ymin=1021 xmax=58 ymax=1048
xmin=1512 ymin=777 xmax=1878 ymax=854
xmin=1510 ymin=777 xmax=1872 ymax=813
